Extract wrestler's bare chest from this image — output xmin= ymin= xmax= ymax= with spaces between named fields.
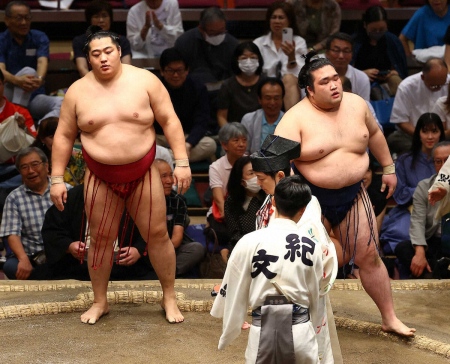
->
xmin=299 ymin=110 xmax=369 ymax=161
xmin=77 ymin=88 xmax=154 ymax=132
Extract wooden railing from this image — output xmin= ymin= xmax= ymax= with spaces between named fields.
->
xmin=0 ymin=7 xmax=418 ymax=23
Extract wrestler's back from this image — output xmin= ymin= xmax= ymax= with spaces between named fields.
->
xmin=277 ymin=92 xmax=370 ymax=189
xmin=73 ymin=65 xmax=157 ymax=165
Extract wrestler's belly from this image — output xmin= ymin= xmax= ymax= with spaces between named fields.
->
xmin=80 ymin=128 xmax=155 ymax=165
xmin=295 ymin=151 xmax=369 ymax=189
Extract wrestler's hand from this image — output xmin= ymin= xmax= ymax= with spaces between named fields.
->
xmin=428 ymin=187 xmax=447 ymax=205
xmin=68 ymin=241 xmax=87 ymax=259
xmin=381 ymin=173 xmax=397 ymax=199
xmin=173 ymin=166 xmax=192 ymax=195
xmin=50 ymin=183 xmax=68 ymax=211
xmin=116 ymin=247 xmax=140 ymax=266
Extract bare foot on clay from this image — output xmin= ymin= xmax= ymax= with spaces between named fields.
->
xmin=161 ymin=296 xmax=184 ymax=324
xmin=382 ymin=318 xmax=416 ymax=337
xmin=81 ymin=302 xmax=109 ymax=325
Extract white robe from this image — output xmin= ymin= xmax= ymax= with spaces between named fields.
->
xmin=211 ymin=217 xmax=337 ymax=363
xmin=255 ymin=195 xmax=337 ymax=363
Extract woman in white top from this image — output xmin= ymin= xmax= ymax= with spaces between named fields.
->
xmin=253 ymin=1 xmax=307 ymax=110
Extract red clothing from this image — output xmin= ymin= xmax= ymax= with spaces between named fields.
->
xmin=0 ymin=97 xmax=37 ymax=164
xmin=0 ymin=97 xmax=36 ymax=137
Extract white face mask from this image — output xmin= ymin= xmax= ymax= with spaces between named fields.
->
xmin=204 ymin=33 xmax=226 ymax=46
xmin=243 ymin=176 xmax=261 ymax=194
xmin=238 ymin=58 xmax=259 ymax=76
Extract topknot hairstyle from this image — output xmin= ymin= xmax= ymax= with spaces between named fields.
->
xmin=83 ymin=25 xmax=121 ymax=57
xmin=298 ymin=50 xmax=335 ymax=96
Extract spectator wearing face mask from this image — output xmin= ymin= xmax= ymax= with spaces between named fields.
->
xmin=174 ymin=7 xmax=239 ymax=86
xmin=224 ymin=155 xmax=266 ymax=258
xmin=217 ymin=42 xmax=265 ymax=128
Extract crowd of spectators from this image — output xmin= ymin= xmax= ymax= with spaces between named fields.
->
xmin=1 ymin=0 xmax=450 ymax=281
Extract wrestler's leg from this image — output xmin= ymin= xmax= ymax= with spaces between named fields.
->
xmin=332 ymin=196 xmax=415 ymax=337
xmin=322 ymin=219 xmax=346 ymax=268
xmin=126 ymin=164 xmax=183 ymax=323
xmin=81 ymin=169 xmax=124 ymax=324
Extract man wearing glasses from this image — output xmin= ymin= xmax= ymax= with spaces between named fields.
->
xmin=325 ymin=32 xmax=370 ymax=101
xmin=0 ymin=1 xmax=62 ymax=126
xmin=0 ymin=147 xmax=70 ymax=280
xmin=388 ymin=58 xmax=450 ymax=155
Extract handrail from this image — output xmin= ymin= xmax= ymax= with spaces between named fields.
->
xmin=0 ymin=7 xmax=418 ymax=23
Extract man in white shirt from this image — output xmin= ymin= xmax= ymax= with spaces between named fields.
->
xmin=388 ymin=58 xmax=449 ymax=154
xmin=325 ymin=32 xmax=370 ymax=101
xmin=126 ymin=0 xmax=183 ymax=59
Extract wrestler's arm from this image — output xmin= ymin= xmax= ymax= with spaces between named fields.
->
xmin=366 ymin=103 xmax=396 ymax=199
xmin=50 ymin=87 xmax=80 ymax=211
xmin=147 ymin=72 xmax=191 ymax=193
xmin=274 ymin=110 xmax=302 ymax=144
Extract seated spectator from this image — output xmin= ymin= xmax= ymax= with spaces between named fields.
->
xmin=253 ymin=1 xmax=307 ymax=110
xmin=288 ymin=0 xmax=341 ymax=53
xmin=155 ymin=159 xmax=205 ymax=277
xmin=388 ymin=58 xmax=450 ymax=155
xmin=42 ymin=184 xmax=157 ymax=281
xmin=444 ymin=25 xmax=450 ymax=70
xmin=174 ymin=7 xmax=239 ymax=86
xmin=126 ymin=0 xmax=183 ymax=59
xmin=156 ymin=48 xmax=216 ymax=163
xmin=399 ymin=0 xmax=450 ymax=57
xmin=241 ymin=77 xmax=285 ymax=155
xmin=432 ymin=81 xmax=450 ymax=133
xmin=31 ymin=117 xmax=85 ymax=186
xmin=0 ymin=68 xmax=36 ymax=190
xmin=325 ymin=32 xmax=370 ymax=101
xmin=224 ymin=156 xmax=266 ymax=257
xmin=0 ymin=1 xmax=63 ymax=124
xmin=352 ymin=5 xmax=408 ymax=100
xmin=380 ymin=113 xmax=444 ymax=254
xmin=73 ymin=0 xmax=132 ymax=78
xmin=207 ymin=122 xmax=248 ymax=261
xmin=0 ymin=147 xmax=71 ymax=279
xmin=217 ymin=42 xmax=264 ymax=127
xmin=395 ymin=141 xmax=450 ymax=279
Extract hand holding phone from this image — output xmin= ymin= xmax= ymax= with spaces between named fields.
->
xmin=377 ymin=70 xmax=389 ymax=77
xmin=282 ymin=27 xmax=293 ymax=43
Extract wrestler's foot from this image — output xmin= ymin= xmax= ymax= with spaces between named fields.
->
xmin=382 ymin=318 xmax=416 ymax=337
xmin=81 ymin=302 xmax=109 ymax=325
xmin=161 ymin=296 xmax=184 ymax=324
xmin=241 ymin=321 xmax=251 ymax=330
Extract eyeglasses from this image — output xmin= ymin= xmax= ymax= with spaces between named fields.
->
xmin=19 ymin=161 xmax=44 ymax=172
xmin=164 ymin=68 xmax=186 ymax=75
xmin=328 ymin=48 xmax=352 ymax=55
xmin=434 ymin=156 xmax=449 ymax=166
xmin=429 ymin=82 xmax=449 ymax=91
xmin=7 ymin=15 xmax=32 ymax=22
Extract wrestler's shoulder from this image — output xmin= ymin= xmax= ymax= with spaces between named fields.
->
xmin=342 ymin=91 xmax=366 ymax=105
xmin=122 ymin=64 xmax=160 ymax=82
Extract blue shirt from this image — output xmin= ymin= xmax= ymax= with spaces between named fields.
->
xmin=0 ymin=29 xmax=49 ymax=95
xmin=401 ymin=5 xmax=450 ymax=49
xmin=261 ymin=112 xmax=283 ymax=147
